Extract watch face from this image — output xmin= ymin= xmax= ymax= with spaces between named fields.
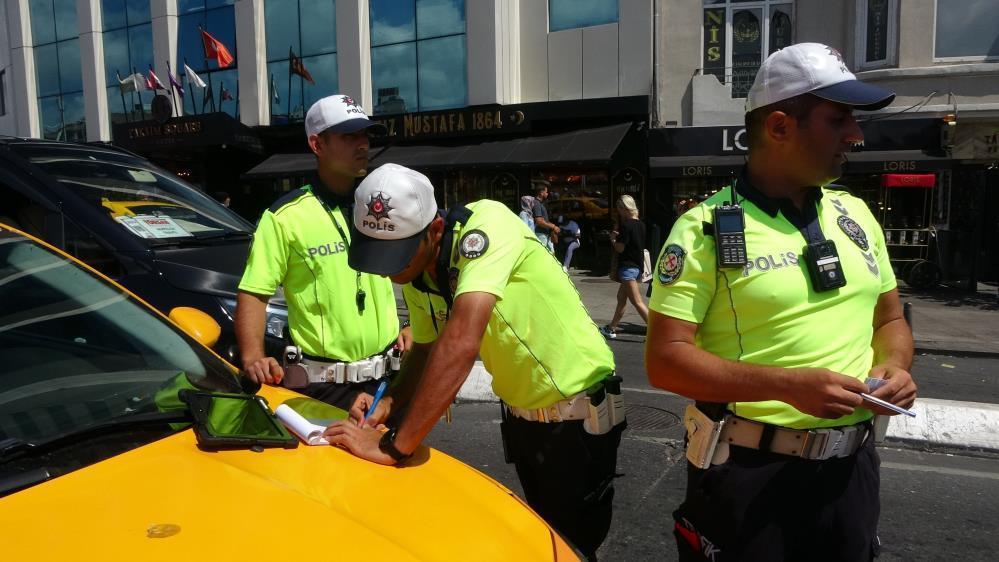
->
xmin=379 ymin=428 xmax=409 ymax=462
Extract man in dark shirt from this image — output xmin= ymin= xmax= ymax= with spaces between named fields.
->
xmin=531 ymin=180 xmax=559 ymax=252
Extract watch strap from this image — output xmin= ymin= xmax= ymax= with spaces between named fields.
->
xmin=379 ymin=428 xmax=412 ymax=462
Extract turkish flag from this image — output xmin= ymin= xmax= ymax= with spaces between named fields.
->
xmin=200 ymin=29 xmax=234 ymax=68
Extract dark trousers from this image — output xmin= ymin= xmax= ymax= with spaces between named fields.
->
xmin=299 ymin=378 xmax=385 ymax=412
xmin=674 ymin=437 xmax=881 ymax=562
xmin=503 ymin=415 xmax=625 ymax=561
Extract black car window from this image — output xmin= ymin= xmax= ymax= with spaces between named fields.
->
xmin=0 ymin=230 xmax=243 ymax=446
xmin=10 ymin=145 xmax=254 ymax=243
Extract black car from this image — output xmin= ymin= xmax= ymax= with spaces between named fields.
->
xmin=0 ymin=137 xmax=286 ymax=361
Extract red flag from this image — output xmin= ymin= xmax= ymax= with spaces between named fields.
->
xmin=146 ymin=68 xmax=166 ymax=90
xmin=221 ymin=84 xmax=234 ymax=101
xmin=289 ymin=48 xmax=315 ymax=85
xmin=200 ymin=29 xmax=234 ymax=68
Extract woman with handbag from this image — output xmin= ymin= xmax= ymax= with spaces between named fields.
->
xmin=600 ymin=195 xmax=649 ymax=339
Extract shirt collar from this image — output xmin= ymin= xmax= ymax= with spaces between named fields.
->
xmin=735 ymin=167 xmax=823 ymax=219
xmin=310 ymin=173 xmax=354 ymax=210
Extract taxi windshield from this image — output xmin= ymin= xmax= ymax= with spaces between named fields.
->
xmin=0 ymin=229 xmax=244 ymax=452
xmin=11 ymin=144 xmax=253 ymax=243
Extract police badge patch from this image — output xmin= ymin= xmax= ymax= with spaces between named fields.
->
xmin=459 ymin=229 xmax=489 ymax=259
xmin=836 ymin=216 xmax=869 ymax=251
xmin=658 ymin=244 xmax=685 ymax=285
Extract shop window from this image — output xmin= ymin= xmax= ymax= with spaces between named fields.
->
xmin=934 ymin=0 xmax=999 ymax=60
xmin=264 ymin=0 xmax=337 ymax=124
xmin=176 ymin=1 xmax=239 ymax=118
xmin=102 ymin=1 xmax=153 ymax=126
xmin=855 ymin=0 xmax=897 ymax=70
xmin=701 ymin=1 xmax=793 ymax=99
xmin=370 ymin=0 xmax=467 ymax=115
xmin=31 ymin=0 xmax=86 ymax=140
xmin=549 ymin=0 xmax=618 ymax=32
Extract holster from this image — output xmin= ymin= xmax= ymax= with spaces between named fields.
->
xmin=683 ymin=403 xmax=727 ymax=469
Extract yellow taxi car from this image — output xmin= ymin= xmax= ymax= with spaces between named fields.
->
xmin=0 ymin=223 xmax=579 ymax=561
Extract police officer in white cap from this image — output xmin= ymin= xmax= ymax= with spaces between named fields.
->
xmin=235 ymin=94 xmax=410 ymax=410
xmin=324 ymin=163 xmax=626 ymax=560
xmin=646 ymin=43 xmax=917 ymax=560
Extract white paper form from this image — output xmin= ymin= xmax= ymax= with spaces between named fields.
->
xmin=275 ymin=404 xmax=330 ymax=445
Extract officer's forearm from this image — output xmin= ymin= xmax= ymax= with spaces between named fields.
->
xmin=235 ymin=291 xmax=270 ymax=362
xmin=393 ymin=294 xmax=494 ymax=455
xmin=871 ymin=318 xmax=913 ymax=370
xmin=871 ymin=289 xmax=913 ymax=370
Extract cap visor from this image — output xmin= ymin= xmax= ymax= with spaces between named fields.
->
xmin=812 ymin=80 xmax=895 ymax=111
xmin=325 ymin=117 xmax=388 ymax=135
xmin=348 ymin=228 xmax=424 ymax=276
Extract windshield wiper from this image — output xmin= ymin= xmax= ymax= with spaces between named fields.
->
xmin=0 ymin=410 xmax=192 ymax=465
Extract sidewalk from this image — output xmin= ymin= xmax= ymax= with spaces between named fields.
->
xmin=570 ymin=270 xmax=999 ymax=357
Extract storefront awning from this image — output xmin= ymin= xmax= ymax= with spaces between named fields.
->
xmin=648 ymin=155 xmax=747 ymax=178
xmin=841 ymin=150 xmax=951 ymax=173
xmin=243 ymin=122 xmax=634 ymax=178
xmin=379 ymin=122 xmax=633 ymax=169
xmin=243 ymin=153 xmax=317 ymax=178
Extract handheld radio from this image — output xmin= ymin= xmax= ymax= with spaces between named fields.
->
xmin=714 ymin=182 xmax=748 ymax=269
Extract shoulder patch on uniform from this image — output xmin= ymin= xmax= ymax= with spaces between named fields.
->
xmin=459 ymin=229 xmax=489 ymax=259
xmin=658 ymin=244 xmax=686 ymax=285
xmin=836 ymin=216 xmax=869 ymax=251
xmin=268 ymin=188 xmax=308 ymax=213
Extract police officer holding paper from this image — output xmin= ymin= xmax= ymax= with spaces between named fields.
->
xmin=235 ymin=95 xmax=408 ymax=410
xmin=645 ymin=43 xmax=917 ymax=560
xmin=323 ymin=163 xmax=625 ymax=560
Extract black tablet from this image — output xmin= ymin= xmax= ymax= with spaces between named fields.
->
xmin=180 ymin=391 xmax=298 ymax=450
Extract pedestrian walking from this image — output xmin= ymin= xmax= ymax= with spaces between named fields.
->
xmin=645 ymin=43 xmax=917 ymax=560
xmin=324 ymin=164 xmax=626 ymax=561
xmin=600 ymin=195 xmax=648 ymax=339
xmin=519 ymin=195 xmax=536 ymax=231
xmin=559 ymin=215 xmax=582 ymax=273
xmin=531 ymin=179 xmax=559 ymax=253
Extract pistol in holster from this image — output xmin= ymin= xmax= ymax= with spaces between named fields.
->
xmin=683 ymin=402 xmax=728 ymax=469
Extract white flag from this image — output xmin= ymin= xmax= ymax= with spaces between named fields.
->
xmin=184 ymin=64 xmax=207 ymax=89
xmin=117 ymin=72 xmax=146 ymax=93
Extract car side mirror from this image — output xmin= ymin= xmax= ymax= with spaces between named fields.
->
xmin=169 ymin=307 xmax=221 ymax=348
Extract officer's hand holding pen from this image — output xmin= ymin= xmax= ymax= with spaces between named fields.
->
xmin=779 ymin=368 xmax=868 ymax=419
xmin=349 ymin=391 xmax=392 ymax=427
xmin=242 ymin=355 xmax=284 ymax=385
xmin=865 ymin=364 xmax=917 ymax=416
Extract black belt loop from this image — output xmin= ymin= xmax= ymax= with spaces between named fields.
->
xmin=758 ymin=423 xmax=777 ymax=453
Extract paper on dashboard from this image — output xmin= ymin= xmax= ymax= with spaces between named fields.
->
xmin=275 ymin=404 xmax=329 ymax=445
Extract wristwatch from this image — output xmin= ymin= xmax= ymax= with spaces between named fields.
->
xmin=379 ymin=427 xmax=412 ymax=463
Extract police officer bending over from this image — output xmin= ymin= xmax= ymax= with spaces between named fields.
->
xmin=236 ymin=95 xmax=408 ymax=410
xmin=323 ymin=164 xmax=626 ymax=561
xmin=645 ymin=43 xmax=917 ymax=561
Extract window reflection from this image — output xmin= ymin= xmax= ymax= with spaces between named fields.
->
xmin=549 ymin=0 xmax=618 ymax=32
xmin=264 ymin=0 xmax=337 ymax=124
xmin=102 ymin=3 xmax=153 ymax=125
xmin=31 ymin=0 xmax=85 ymax=140
xmin=369 ymin=0 xmax=466 ymax=115
xmin=372 ymin=44 xmax=417 ymax=115
xmin=176 ymin=2 xmax=239 ymax=118
xmin=417 ymin=36 xmax=466 ymax=111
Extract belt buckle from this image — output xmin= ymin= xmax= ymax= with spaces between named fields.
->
xmin=808 ymin=427 xmax=855 ymax=460
xmin=802 ymin=429 xmax=828 ymax=459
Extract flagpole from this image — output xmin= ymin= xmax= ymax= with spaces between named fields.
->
xmin=133 ymin=66 xmax=146 ymax=121
xmin=287 ymin=46 xmax=293 ymax=121
xmin=184 ymin=58 xmax=195 ymax=115
xmin=116 ymin=69 xmax=129 ymax=123
xmin=166 ymin=60 xmax=179 ymax=117
xmin=199 ymin=25 xmax=217 ymax=113
xmin=235 ymin=79 xmax=240 ymax=120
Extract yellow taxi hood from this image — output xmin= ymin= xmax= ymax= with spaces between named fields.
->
xmin=0 ymin=389 xmax=562 ymax=561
